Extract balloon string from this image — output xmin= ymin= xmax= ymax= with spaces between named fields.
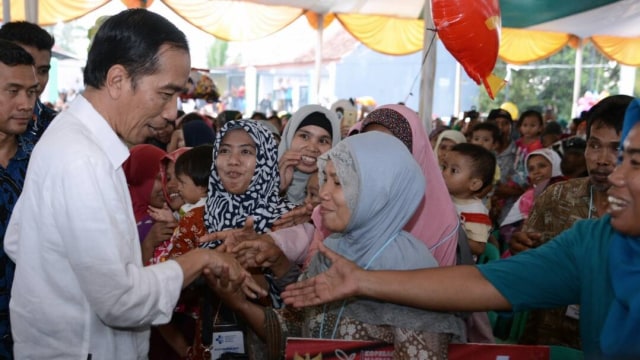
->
xmin=404 ymin=28 xmax=438 ymax=103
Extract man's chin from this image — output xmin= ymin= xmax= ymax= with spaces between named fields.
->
xmin=590 ymin=181 xmax=611 ymax=193
xmin=121 ymin=135 xmax=147 ymax=148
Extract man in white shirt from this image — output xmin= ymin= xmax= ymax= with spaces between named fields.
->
xmin=4 ymin=9 xmax=260 ymax=359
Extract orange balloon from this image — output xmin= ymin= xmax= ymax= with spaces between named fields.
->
xmin=432 ymin=0 xmax=505 ymax=99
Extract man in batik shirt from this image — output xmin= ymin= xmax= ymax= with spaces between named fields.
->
xmin=0 ymin=22 xmax=56 ymax=358
xmin=509 ymin=95 xmax=629 ymax=349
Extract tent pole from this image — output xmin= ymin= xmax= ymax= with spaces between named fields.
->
xmin=3 ymin=0 xmax=10 ymax=23
xmin=313 ymin=13 xmax=324 ymax=104
xmin=25 ymin=0 xmax=37 ymax=23
xmin=419 ymin=0 xmax=436 ymax=134
xmin=453 ymin=62 xmax=462 ymax=118
xmin=571 ymin=40 xmax=584 ymax=118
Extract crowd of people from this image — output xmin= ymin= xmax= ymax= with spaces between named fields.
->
xmin=0 ymin=8 xmax=638 ymax=360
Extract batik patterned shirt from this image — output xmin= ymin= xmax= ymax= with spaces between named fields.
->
xmin=519 ymin=176 xmax=593 ymax=349
xmin=0 ymin=99 xmax=55 ymax=358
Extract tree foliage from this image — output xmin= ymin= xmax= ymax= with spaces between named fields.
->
xmin=477 ymin=42 xmax=620 ymax=121
xmin=207 ymin=39 xmax=229 ymax=68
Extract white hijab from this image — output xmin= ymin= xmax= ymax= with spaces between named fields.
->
xmin=277 ymin=105 xmax=341 ymax=204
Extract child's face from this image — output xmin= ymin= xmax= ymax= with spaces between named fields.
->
xmin=470 ymin=130 xmax=497 ymax=151
xmin=494 ymin=117 xmax=512 ymax=141
xmin=520 ymin=116 xmax=543 ymax=139
xmin=304 ymin=172 xmax=320 ymax=207
xmin=437 ymin=138 xmax=457 ymax=165
xmin=561 ymin=151 xmax=587 ymax=178
xmin=527 ymin=155 xmax=553 ymax=186
xmin=441 ymin=151 xmax=478 ymax=198
xmin=290 ymin=125 xmax=332 ymax=173
xmin=164 ymin=161 xmax=185 ymax=211
xmin=216 ymin=129 xmax=257 ymax=194
xmin=176 ymin=173 xmax=207 ymax=204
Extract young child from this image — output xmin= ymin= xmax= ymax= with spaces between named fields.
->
xmin=147 ymin=145 xmax=215 ymax=359
xmin=434 ymin=129 xmax=466 ymax=166
xmin=501 ymin=148 xmax=565 ymax=235
xmin=469 ymin=122 xmax=500 ymax=153
xmin=304 ymin=170 xmax=320 ymax=208
xmin=167 ymin=145 xmax=217 ymax=257
xmin=150 ymin=145 xmax=215 ymax=262
xmin=441 ymin=143 xmax=496 ymax=257
xmin=512 ymin=110 xmax=544 ymax=185
xmin=469 ymin=122 xmax=502 ymax=198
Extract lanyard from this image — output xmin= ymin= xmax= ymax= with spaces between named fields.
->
xmin=318 ymin=234 xmax=397 ymax=339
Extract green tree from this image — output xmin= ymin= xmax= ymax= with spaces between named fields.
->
xmin=207 ymin=39 xmax=228 ymax=68
xmin=477 ymin=42 xmax=620 ymax=121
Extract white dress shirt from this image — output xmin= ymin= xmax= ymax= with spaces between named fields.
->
xmin=5 ymin=95 xmax=184 ymax=359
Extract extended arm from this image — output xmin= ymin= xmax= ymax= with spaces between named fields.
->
xmin=283 ymin=243 xmax=511 ymax=312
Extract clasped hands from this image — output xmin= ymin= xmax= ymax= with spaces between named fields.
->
xmin=198 ymin=217 xmax=290 ymax=306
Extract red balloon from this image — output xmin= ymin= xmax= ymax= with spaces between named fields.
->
xmin=432 ymin=0 xmax=504 ymax=99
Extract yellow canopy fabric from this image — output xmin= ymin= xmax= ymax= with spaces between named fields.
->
xmin=0 ymin=0 xmax=109 ymax=25
xmin=336 ymin=14 xmax=424 ymax=55
xmin=2 ymin=0 xmax=639 ymax=66
xmin=499 ymin=28 xmax=573 ymax=65
xmin=591 ymin=35 xmax=640 ymax=66
xmin=162 ymin=0 xmax=302 ymax=41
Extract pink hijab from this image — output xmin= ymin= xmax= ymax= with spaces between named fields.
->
xmin=362 ymin=104 xmax=460 ymax=266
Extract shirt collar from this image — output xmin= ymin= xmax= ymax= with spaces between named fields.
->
xmin=70 ymin=95 xmax=130 ymax=169
xmin=12 ymin=135 xmax=32 ymax=162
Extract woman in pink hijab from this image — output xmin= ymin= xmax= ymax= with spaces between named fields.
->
xmin=359 ymin=104 xmax=460 ymax=266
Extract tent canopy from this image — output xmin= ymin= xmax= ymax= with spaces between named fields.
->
xmin=1 ymin=0 xmax=638 ymax=64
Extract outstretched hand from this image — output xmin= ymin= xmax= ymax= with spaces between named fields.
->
xmin=272 ymin=203 xmax=314 ymax=231
xmin=148 ymin=203 xmax=175 ymax=223
xmin=281 ymin=242 xmax=361 ymax=307
xmin=198 ymin=217 xmax=259 ymax=250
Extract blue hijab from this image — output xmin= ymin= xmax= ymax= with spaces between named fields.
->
xmin=601 ymin=98 xmax=640 ymax=357
xmin=306 ymin=132 xmax=466 ymax=339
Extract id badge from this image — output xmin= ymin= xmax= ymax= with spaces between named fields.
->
xmin=565 ymin=304 xmax=580 ymax=320
xmin=211 ymin=330 xmax=245 ymax=360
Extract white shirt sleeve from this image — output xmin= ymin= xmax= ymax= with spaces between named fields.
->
xmin=52 ymin=154 xmax=183 ymax=327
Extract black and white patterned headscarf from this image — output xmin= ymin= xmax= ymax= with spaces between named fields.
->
xmin=205 ymin=120 xmax=296 ymax=234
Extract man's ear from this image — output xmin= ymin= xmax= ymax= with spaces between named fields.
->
xmin=469 ymin=177 xmax=484 ymax=193
xmin=105 ymin=64 xmax=128 ymax=99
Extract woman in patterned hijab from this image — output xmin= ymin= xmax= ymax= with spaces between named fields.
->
xmin=205 ymin=120 xmax=296 ymax=234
